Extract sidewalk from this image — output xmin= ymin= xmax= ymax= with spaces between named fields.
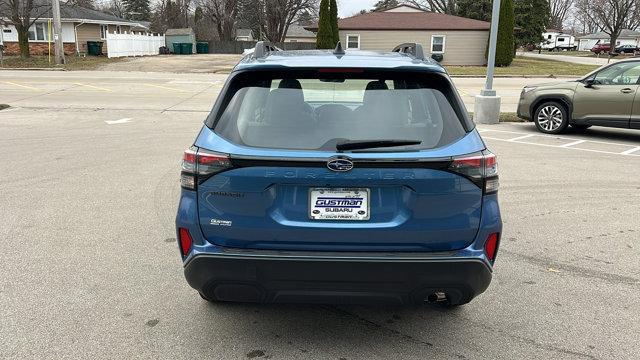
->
xmin=516 ymin=51 xmax=619 ymax=66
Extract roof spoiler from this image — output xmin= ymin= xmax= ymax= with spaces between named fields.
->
xmin=254 ymin=41 xmax=281 ymax=58
xmin=392 ymin=43 xmax=426 ymax=61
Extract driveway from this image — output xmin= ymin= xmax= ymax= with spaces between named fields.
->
xmin=517 ymin=51 xmax=619 ymax=66
xmin=1 ymin=70 xmax=639 ymax=360
xmin=97 ymin=54 xmax=244 ymax=73
xmin=0 ymin=69 xmax=554 ymax=113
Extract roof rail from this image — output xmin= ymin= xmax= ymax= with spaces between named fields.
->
xmin=392 ymin=43 xmax=426 ymax=61
xmin=254 ymin=41 xmax=280 ymax=58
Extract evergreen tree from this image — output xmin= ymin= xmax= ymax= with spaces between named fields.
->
xmin=329 ymin=0 xmax=339 ymax=46
xmin=456 ymin=0 xmax=492 ymax=21
xmin=316 ymin=0 xmax=333 ymax=49
xmin=123 ymin=0 xmax=151 ymax=21
xmin=514 ymin=0 xmax=549 ymax=48
xmin=495 ymin=0 xmax=515 ymax=66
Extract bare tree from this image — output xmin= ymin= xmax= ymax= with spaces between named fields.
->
xmin=66 ymin=0 xmax=96 ymax=9
xmin=407 ymin=0 xmax=457 ymax=14
xmin=573 ymin=0 xmax=601 ymax=34
xmin=198 ymin=0 xmax=237 ymax=41
xmin=262 ymin=0 xmax=317 ymax=42
xmin=150 ymin=0 xmax=189 ymax=32
xmin=0 ymin=0 xmax=50 ymax=58
xmin=98 ymin=0 xmax=126 ymax=19
xmin=579 ymin=0 xmax=640 ymax=46
xmin=548 ymin=0 xmax=573 ymax=29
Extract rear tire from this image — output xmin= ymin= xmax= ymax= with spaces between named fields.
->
xmin=534 ymin=101 xmax=569 ymax=134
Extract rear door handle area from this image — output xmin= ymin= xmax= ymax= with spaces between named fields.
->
xmin=621 ymin=88 xmax=635 ymax=94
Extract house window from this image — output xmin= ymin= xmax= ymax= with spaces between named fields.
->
xmin=3 ymin=29 xmax=11 ymax=34
xmin=557 ymin=37 xmax=565 ymax=42
xmin=100 ymin=25 xmax=108 ymax=39
xmin=547 ymin=34 xmax=552 ymax=39
xmin=28 ymin=23 xmax=48 ymax=41
xmin=346 ymin=34 xmax=360 ymax=50
xmin=431 ymin=35 xmax=445 ymax=53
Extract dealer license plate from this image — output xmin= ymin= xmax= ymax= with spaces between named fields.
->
xmin=309 ymin=188 xmax=370 ymax=221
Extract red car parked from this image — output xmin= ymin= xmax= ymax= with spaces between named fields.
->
xmin=591 ymin=43 xmax=612 ymax=54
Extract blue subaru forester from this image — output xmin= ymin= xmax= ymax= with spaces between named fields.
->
xmin=176 ymin=42 xmax=502 ymax=307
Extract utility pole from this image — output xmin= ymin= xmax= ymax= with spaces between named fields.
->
xmin=482 ymin=0 xmax=501 ymax=97
xmin=474 ymin=0 xmax=501 ymax=125
xmin=0 ymin=20 xmax=4 ymax=68
xmin=51 ymin=0 xmax=65 ymax=65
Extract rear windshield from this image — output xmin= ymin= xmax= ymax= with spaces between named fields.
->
xmin=210 ymin=71 xmax=468 ymax=151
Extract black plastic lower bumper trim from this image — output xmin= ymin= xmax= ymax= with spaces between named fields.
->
xmin=184 ymin=252 xmax=493 ymax=305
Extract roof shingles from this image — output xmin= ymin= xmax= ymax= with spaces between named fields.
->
xmin=308 ymin=11 xmax=490 ymax=31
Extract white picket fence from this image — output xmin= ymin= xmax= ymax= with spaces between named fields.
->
xmin=106 ymin=32 xmax=165 ymax=58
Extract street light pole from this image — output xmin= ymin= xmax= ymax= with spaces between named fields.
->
xmin=482 ymin=0 xmax=502 ymax=96
xmin=51 ymin=0 xmax=65 ymax=65
xmin=474 ymin=0 xmax=502 ymax=124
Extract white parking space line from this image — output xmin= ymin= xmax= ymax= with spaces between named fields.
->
xmin=479 ymin=127 xmax=640 ymax=157
xmin=105 ymin=118 xmax=132 ymax=125
xmin=560 ymin=140 xmax=587 ymax=148
xmin=508 ymin=134 xmax=537 ymax=142
xmin=621 ymin=146 xmax=640 ymax=155
xmin=482 ymin=136 xmax=639 ymax=156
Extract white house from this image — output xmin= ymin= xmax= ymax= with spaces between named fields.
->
xmin=0 ymin=3 xmax=148 ymax=55
xmin=578 ymin=29 xmax=640 ymax=51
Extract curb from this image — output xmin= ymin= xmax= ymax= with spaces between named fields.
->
xmin=450 ymin=74 xmax=578 ymax=79
xmin=0 ymin=67 xmax=66 ymax=71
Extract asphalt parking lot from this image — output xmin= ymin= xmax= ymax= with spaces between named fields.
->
xmin=1 ymin=70 xmax=638 ymax=360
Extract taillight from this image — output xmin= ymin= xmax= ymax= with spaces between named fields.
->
xmin=178 ymin=227 xmax=193 ymax=256
xmin=448 ymin=151 xmax=499 ymax=194
xmin=181 ymin=147 xmax=232 ymax=190
xmin=484 ymin=233 xmax=500 ymax=262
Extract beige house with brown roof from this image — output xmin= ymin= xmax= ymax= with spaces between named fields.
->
xmin=307 ymin=5 xmax=491 ymax=66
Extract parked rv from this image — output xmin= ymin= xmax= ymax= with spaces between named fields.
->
xmin=540 ymin=31 xmax=577 ymax=51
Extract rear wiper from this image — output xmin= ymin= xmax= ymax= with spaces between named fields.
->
xmin=336 ymin=139 xmax=422 ymax=151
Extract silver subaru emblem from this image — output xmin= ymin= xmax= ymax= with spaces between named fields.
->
xmin=327 ymin=157 xmax=354 ymax=172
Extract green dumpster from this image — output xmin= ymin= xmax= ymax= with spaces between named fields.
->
xmin=87 ymin=41 xmax=104 ymax=56
xmin=181 ymin=43 xmax=193 ymax=55
xmin=172 ymin=43 xmax=182 ymax=54
xmin=196 ymin=42 xmax=209 ymax=54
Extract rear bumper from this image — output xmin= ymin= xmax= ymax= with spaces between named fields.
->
xmin=184 ymin=250 xmax=493 ymax=305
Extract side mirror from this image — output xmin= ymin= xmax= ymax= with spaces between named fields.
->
xmin=584 ymin=79 xmax=598 ymax=88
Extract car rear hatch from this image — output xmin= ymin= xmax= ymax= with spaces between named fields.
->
xmin=184 ymin=68 xmax=496 ymax=252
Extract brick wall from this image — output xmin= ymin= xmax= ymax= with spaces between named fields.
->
xmin=2 ymin=42 xmax=76 ymax=56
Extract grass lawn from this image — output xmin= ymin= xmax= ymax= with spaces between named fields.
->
xmin=0 ymin=55 xmax=124 ymax=70
xmin=447 ymin=56 xmax=598 ymax=77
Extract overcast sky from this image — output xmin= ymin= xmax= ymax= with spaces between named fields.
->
xmin=337 ymin=0 xmax=379 ymax=17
